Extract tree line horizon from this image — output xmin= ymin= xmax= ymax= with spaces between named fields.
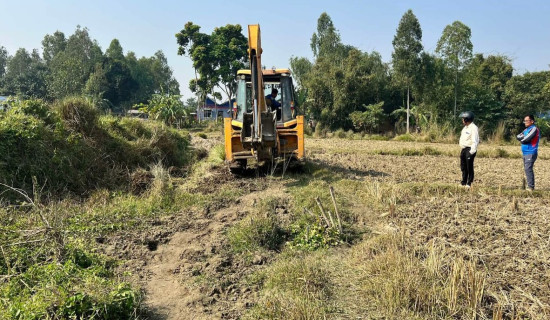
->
xmin=2 ymin=11 xmax=550 ymax=138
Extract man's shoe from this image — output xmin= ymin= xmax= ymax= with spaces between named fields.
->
xmin=465 ymin=185 xmax=471 ymax=189
xmin=526 ymin=187 xmax=534 ymax=192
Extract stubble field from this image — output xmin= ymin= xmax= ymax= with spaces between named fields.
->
xmin=299 ymin=137 xmax=550 ymax=319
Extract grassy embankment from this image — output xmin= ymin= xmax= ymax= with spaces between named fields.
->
xmin=0 ymin=97 xmax=228 ymax=319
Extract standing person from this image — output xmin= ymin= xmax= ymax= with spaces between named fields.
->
xmin=458 ymin=111 xmax=479 ymax=188
xmin=516 ymin=115 xmax=540 ymax=191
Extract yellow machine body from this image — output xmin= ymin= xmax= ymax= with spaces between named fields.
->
xmin=224 ymin=25 xmax=305 ymax=167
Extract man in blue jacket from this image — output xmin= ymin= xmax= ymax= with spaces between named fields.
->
xmin=516 ymin=115 xmax=540 ymax=191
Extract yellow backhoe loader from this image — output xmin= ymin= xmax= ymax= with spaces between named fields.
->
xmin=224 ymin=24 xmax=305 ymax=170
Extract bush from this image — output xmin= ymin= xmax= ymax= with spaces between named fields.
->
xmin=334 ymin=128 xmax=347 ymax=139
xmin=55 ymin=96 xmax=99 ymax=136
xmin=313 ymin=122 xmax=327 ymax=138
xmin=0 ymin=97 xmax=190 ymax=202
xmin=393 ymin=133 xmax=415 ymax=141
xmin=227 ymin=213 xmax=285 ymax=254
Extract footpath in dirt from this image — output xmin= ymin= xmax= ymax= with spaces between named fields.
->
xmin=100 ymin=170 xmax=279 ymax=320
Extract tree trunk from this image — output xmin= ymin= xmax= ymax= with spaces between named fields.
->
xmin=454 ymin=70 xmax=458 ymax=115
xmin=194 ymin=68 xmax=201 ymax=123
xmin=406 ymin=86 xmax=410 ymax=134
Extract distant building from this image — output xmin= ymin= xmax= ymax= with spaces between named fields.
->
xmin=0 ymin=96 xmax=8 ymax=111
xmin=126 ymin=109 xmax=148 ymax=119
xmin=198 ymin=97 xmax=234 ymax=121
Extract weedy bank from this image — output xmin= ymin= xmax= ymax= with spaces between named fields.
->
xmin=0 ymin=96 xmax=197 ymax=319
xmin=234 ymin=138 xmax=550 ymax=319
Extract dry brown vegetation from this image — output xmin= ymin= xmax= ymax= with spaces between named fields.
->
xmin=114 ymin=135 xmax=549 ymax=319
xmin=282 ymin=137 xmax=550 ymax=319
xmin=7 ymin=131 xmax=546 ymax=319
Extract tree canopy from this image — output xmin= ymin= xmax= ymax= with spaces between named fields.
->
xmin=0 ymin=26 xmax=179 ymax=112
xmin=176 ymin=22 xmax=247 ymax=103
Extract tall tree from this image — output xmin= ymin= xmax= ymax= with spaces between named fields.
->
xmin=47 ymin=26 xmax=103 ymax=99
xmin=290 ymin=56 xmax=313 ymax=114
xmin=176 ymin=22 xmax=247 ymax=102
xmin=436 ymin=21 xmax=473 ymax=115
xmin=101 ymin=39 xmax=138 ymax=110
xmin=477 ymin=54 xmax=513 ymax=101
xmin=392 ymin=9 xmax=423 ymax=133
xmin=126 ymin=51 xmax=155 ymax=104
xmin=84 ymin=63 xmax=109 ymax=103
xmin=310 ymin=12 xmax=341 ymax=59
xmin=41 ymin=31 xmax=66 ymax=65
xmin=290 ymin=56 xmax=312 ymax=89
xmin=105 ymin=39 xmax=125 ymax=61
xmin=149 ymin=51 xmax=180 ymax=95
xmin=0 ymin=46 xmax=8 ymax=93
xmin=3 ymin=48 xmax=47 ymax=98
xmin=504 ymin=71 xmax=550 ymax=118
xmin=306 ymin=48 xmax=390 ymax=129
xmin=0 ymin=46 xmax=8 ymax=80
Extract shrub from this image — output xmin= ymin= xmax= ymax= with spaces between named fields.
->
xmin=289 ymin=222 xmax=342 ymax=251
xmin=313 ymin=122 xmax=327 ymax=138
xmin=227 ymin=213 xmax=285 ymax=254
xmin=55 ymin=96 xmax=99 ymax=136
xmin=0 ymin=242 xmax=140 ymax=320
xmin=393 ymin=133 xmax=415 ymax=142
xmin=0 ymin=97 xmax=190 ymax=202
xmin=207 ymin=144 xmax=226 ymax=166
xmin=334 ymin=128 xmax=347 ymax=139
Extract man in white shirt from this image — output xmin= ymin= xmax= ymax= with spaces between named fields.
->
xmin=458 ymin=111 xmax=479 ymax=187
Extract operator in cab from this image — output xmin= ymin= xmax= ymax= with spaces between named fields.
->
xmin=265 ymin=88 xmax=281 ymax=115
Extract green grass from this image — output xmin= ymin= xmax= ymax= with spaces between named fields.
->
xmin=0 ymin=97 xmax=191 ymax=202
xmin=0 ymin=236 xmax=139 ymax=320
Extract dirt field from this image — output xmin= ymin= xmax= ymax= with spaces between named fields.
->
xmin=111 ymin=136 xmax=550 ymax=319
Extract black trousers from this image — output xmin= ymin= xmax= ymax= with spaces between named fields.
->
xmin=460 ymin=147 xmax=476 ymax=185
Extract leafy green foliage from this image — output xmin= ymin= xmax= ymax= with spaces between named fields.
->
xmin=289 ymin=222 xmax=341 ymax=251
xmin=392 ymin=9 xmax=423 ymax=133
xmin=176 ymin=22 xmax=247 ymax=101
xmin=0 ymin=45 xmax=8 ymax=80
xmin=2 ymin=48 xmax=48 ymax=98
xmin=350 ymin=102 xmax=386 ymax=133
xmin=1 ymin=27 xmax=179 ymax=111
xmin=436 ymin=20 xmax=473 ymax=115
xmin=310 ymin=12 xmax=342 ymax=59
xmin=0 ymin=239 xmax=139 ymax=320
xmin=138 ymin=92 xmax=188 ymax=127
xmin=436 ymin=21 xmax=473 ymax=72
xmin=392 ymin=9 xmax=423 ymax=85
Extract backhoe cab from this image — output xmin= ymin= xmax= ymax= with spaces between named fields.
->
xmin=224 ymin=25 xmax=305 ymax=170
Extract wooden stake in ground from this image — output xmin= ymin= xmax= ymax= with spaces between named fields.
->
xmin=315 ymin=197 xmax=331 ymax=228
xmin=329 ymin=186 xmax=343 ymax=233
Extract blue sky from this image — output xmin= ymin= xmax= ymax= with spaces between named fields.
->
xmin=0 ymin=0 xmax=549 ymax=100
